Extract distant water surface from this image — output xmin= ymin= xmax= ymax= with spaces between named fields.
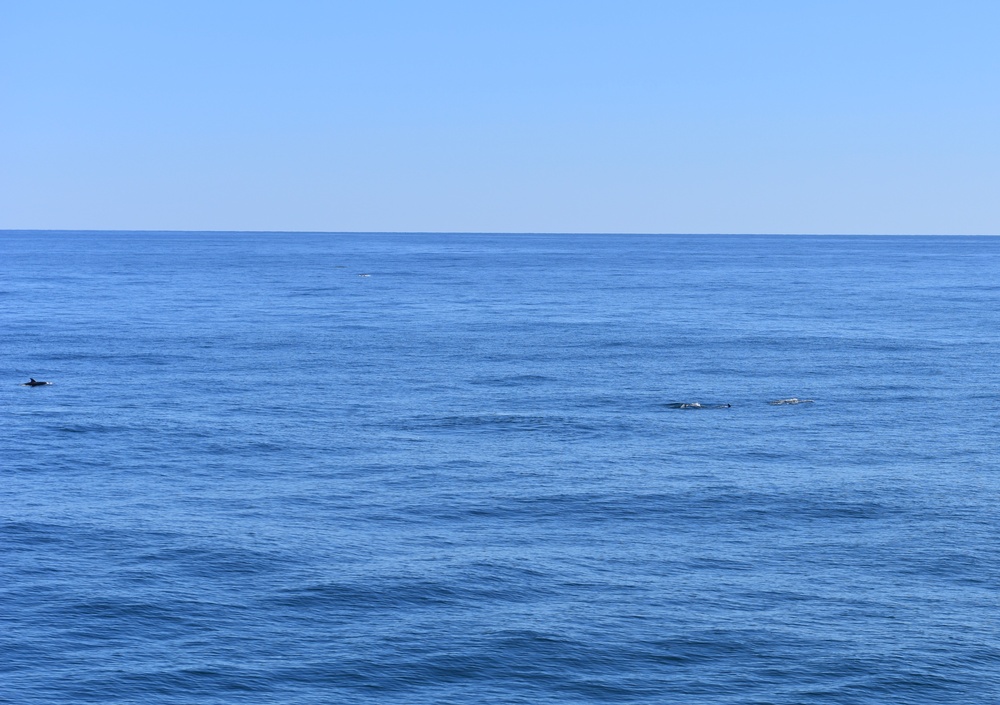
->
xmin=2 ymin=232 xmax=999 ymax=704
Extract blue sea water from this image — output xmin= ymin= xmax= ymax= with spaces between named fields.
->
xmin=2 ymin=231 xmax=999 ymax=704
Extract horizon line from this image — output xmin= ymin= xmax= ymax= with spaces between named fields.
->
xmin=2 ymin=229 xmax=998 ymax=237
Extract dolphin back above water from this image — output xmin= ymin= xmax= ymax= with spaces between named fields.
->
xmin=22 ymin=378 xmax=52 ymax=387
xmin=667 ymin=402 xmax=732 ymax=409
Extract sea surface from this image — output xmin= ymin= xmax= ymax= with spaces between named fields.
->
xmin=2 ymin=231 xmax=999 ymax=704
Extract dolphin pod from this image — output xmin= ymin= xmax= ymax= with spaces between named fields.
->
xmin=667 ymin=398 xmax=815 ymax=408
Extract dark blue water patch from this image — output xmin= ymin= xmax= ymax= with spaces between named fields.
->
xmin=0 ymin=519 xmax=70 ymax=549
xmin=263 ymin=630 xmax=664 ymax=701
xmin=270 ymin=572 xmax=551 ymax=615
xmin=134 ymin=544 xmax=292 ymax=581
xmin=404 ymin=485 xmax=906 ymax=531
xmin=45 ymin=419 xmax=142 ymax=435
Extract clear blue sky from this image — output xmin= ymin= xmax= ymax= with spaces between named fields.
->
xmin=2 ymin=1 xmax=998 ymax=233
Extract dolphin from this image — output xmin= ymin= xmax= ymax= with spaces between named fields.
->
xmin=769 ymin=398 xmax=813 ymax=405
xmin=22 ymin=378 xmax=52 ymax=387
xmin=667 ymin=402 xmax=731 ymax=409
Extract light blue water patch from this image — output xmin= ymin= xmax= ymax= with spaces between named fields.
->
xmin=2 ymin=232 xmax=999 ymax=704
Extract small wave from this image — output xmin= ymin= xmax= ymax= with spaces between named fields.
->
xmin=271 ymin=578 xmax=465 ymax=612
xmin=469 ymin=374 xmax=554 ymax=387
xmin=0 ymin=519 xmax=64 ymax=547
xmin=139 ymin=544 xmax=287 ymax=578
xmin=52 ymin=423 xmax=127 ymax=434
xmin=288 ymin=286 xmax=343 ymax=297
xmin=272 ymin=568 xmax=555 ymax=616
xmin=402 ymin=413 xmax=601 ymax=436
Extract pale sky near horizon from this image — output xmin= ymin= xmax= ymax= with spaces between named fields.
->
xmin=2 ymin=1 xmax=998 ymax=234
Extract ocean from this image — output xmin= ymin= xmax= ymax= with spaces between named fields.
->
xmin=2 ymin=231 xmax=998 ymax=703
